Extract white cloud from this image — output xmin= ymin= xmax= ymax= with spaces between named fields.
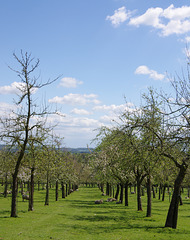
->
xmin=135 ymin=65 xmax=165 ymax=80
xmin=106 ymin=6 xmax=132 ymax=27
xmin=127 ymin=4 xmax=190 ymax=36
xmin=129 ymin=7 xmax=164 ymax=29
xmin=0 ymin=81 xmax=38 ymax=95
xmin=59 ymin=77 xmax=83 ymax=88
xmin=0 ymin=102 xmax=17 ymax=117
xmin=48 ymin=93 xmax=100 ymax=106
xmin=71 ymin=108 xmax=92 ymax=115
xmin=93 ymin=103 xmax=134 ymax=112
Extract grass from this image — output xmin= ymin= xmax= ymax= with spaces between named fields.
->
xmin=0 ymin=185 xmax=190 ymax=240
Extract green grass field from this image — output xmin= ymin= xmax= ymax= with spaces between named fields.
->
xmin=0 ymin=186 xmax=190 ymax=240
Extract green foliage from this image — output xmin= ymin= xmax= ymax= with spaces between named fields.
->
xmin=0 ymin=186 xmax=190 ymax=239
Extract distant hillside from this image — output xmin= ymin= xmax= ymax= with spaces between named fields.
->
xmin=0 ymin=145 xmax=93 ymax=154
xmin=61 ymin=147 xmax=93 ymax=153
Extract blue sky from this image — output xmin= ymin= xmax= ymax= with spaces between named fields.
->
xmin=0 ymin=0 xmax=190 ymax=148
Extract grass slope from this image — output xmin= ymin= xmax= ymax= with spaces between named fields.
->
xmin=0 ymin=186 xmax=190 ymax=240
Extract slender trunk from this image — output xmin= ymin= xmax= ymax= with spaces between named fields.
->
xmin=45 ymin=172 xmax=49 ymax=205
xmin=21 ymin=181 xmax=24 ymax=195
xmin=165 ymin=164 xmax=187 ymax=229
xmin=61 ymin=182 xmax=65 ymax=198
xmin=100 ymin=183 xmax=104 ymax=193
xmin=159 ymin=183 xmax=162 ymax=200
xmin=66 ymin=183 xmax=68 ymax=197
xmin=120 ymin=183 xmax=124 ymax=203
xmin=106 ymin=182 xmax=109 ymax=196
xmin=137 ymin=179 xmax=142 ymax=211
xmin=3 ymin=173 xmax=8 ymax=198
xmin=115 ymin=184 xmax=120 ymax=200
xmin=152 ymin=185 xmax=156 ymax=198
xmin=188 ymin=186 xmax=190 ymax=198
xmin=125 ymin=181 xmax=129 ymax=206
xmin=162 ymin=185 xmax=166 ymax=201
xmin=28 ymin=167 xmax=34 ymax=211
xmin=11 ymin=174 xmax=18 ymax=217
xmin=109 ymin=184 xmax=112 ymax=197
xmin=68 ymin=181 xmax=71 ymax=195
xmin=56 ymin=180 xmax=58 ymax=201
xmin=146 ymin=176 xmax=151 ymax=217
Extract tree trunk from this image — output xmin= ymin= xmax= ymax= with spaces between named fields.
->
xmin=100 ymin=183 xmax=104 ymax=193
xmin=115 ymin=184 xmax=120 ymax=200
xmin=61 ymin=182 xmax=65 ymax=198
xmin=165 ymin=164 xmax=187 ymax=229
xmin=162 ymin=184 xmax=166 ymax=201
xmin=125 ymin=181 xmax=129 ymax=206
xmin=158 ymin=183 xmax=162 ymax=200
xmin=106 ymin=182 xmax=109 ymax=196
xmin=11 ymin=174 xmax=18 ymax=217
xmin=152 ymin=185 xmax=156 ymax=198
xmin=146 ymin=176 xmax=151 ymax=217
xmin=109 ymin=184 xmax=112 ymax=197
xmin=137 ymin=179 xmax=142 ymax=211
xmin=28 ymin=167 xmax=34 ymax=211
xmin=45 ymin=172 xmax=49 ymax=206
xmin=3 ymin=172 xmax=8 ymax=198
xmin=55 ymin=180 xmax=58 ymax=201
xmin=66 ymin=183 xmax=68 ymax=197
xmin=120 ymin=183 xmax=124 ymax=203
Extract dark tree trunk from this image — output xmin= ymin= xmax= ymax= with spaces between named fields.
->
xmin=137 ymin=179 xmax=142 ymax=211
xmin=162 ymin=184 xmax=166 ymax=201
xmin=28 ymin=167 xmax=34 ymax=211
xmin=165 ymin=164 xmax=187 ymax=229
xmin=55 ymin=180 xmax=59 ymax=201
xmin=45 ymin=172 xmax=49 ymax=206
xmin=109 ymin=184 xmax=112 ymax=197
xmin=125 ymin=181 xmax=129 ymax=206
xmin=134 ymin=185 xmax=136 ymax=193
xmin=66 ymin=183 xmax=68 ymax=197
xmin=106 ymin=182 xmax=109 ymax=196
xmin=68 ymin=181 xmax=71 ymax=195
xmin=20 ymin=181 xmax=24 ymax=195
xmin=11 ymin=174 xmax=18 ymax=217
xmin=146 ymin=176 xmax=151 ymax=217
xmin=120 ymin=183 xmax=124 ymax=203
xmin=115 ymin=184 xmax=120 ymax=200
xmin=61 ymin=182 xmax=65 ymax=198
xmin=152 ymin=185 xmax=156 ymax=198
xmin=3 ymin=173 xmax=8 ymax=198
xmin=158 ymin=183 xmax=162 ymax=200
xmin=100 ymin=183 xmax=104 ymax=193
xmin=179 ymin=194 xmax=183 ymax=205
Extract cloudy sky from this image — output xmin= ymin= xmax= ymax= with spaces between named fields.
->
xmin=0 ymin=0 xmax=190 ymax=148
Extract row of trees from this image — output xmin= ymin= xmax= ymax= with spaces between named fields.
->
xmin=90 ymin=61 xmax=190 ymax=229
xmin=0 ymin=51 xmax=92 ymax=217
xmin=0 ymin=145 xmax=87 ymax=210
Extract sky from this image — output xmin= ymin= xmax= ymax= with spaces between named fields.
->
xmin=0 ymin=0 xmax=190 ymax=148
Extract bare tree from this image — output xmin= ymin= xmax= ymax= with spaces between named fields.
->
xmin=0 ymin=51 xmax=59 ymax=217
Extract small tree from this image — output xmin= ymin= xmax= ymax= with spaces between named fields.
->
xmin=0 ymin=51 xmax=59 ymax=217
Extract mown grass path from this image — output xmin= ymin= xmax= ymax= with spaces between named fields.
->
xmin=0 ymin=186 xmax=190 ymax=239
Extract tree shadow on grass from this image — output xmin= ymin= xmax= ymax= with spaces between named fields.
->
xmin=0 ymin=210 xmax=10 ymax=218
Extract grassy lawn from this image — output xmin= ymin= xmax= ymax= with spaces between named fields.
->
xmin=0 ymin=185 xmax=190 ymax=240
